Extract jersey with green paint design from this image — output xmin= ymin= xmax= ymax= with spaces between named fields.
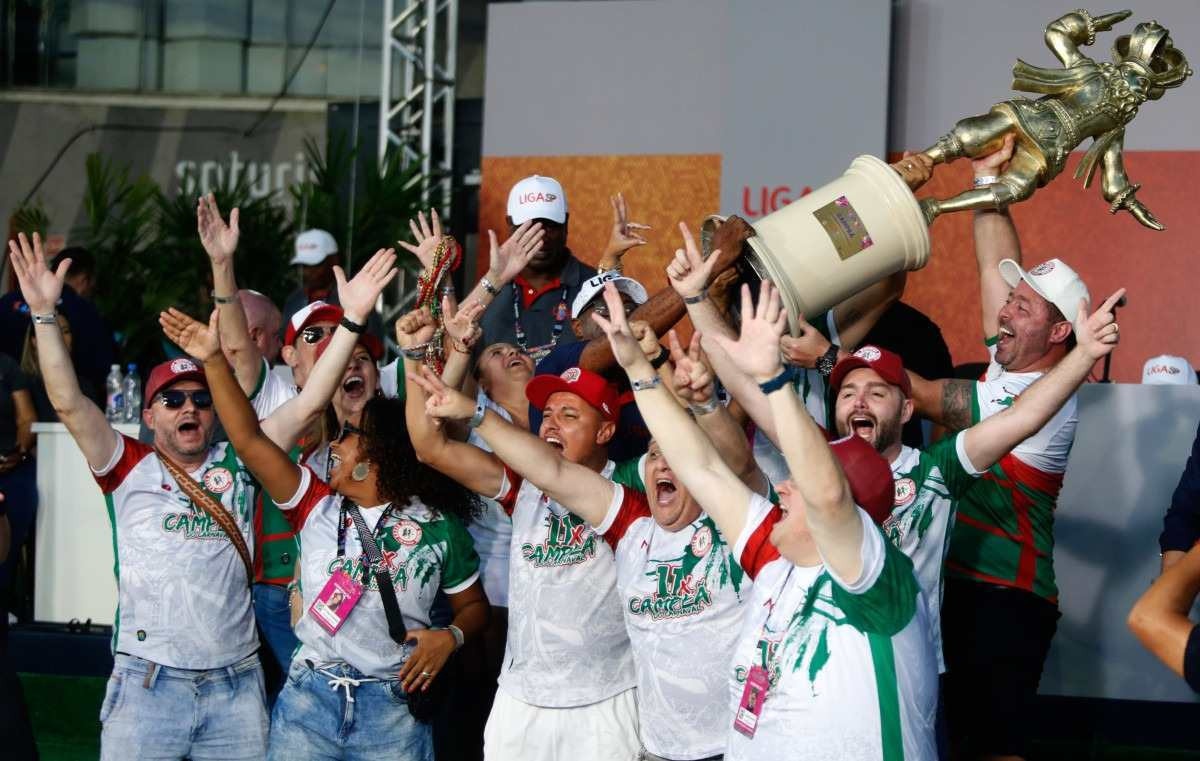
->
xmin=493 ymin=461 xmax=638 ymax=708
xmin=885 ymin=432 xmax=983 ymax=671
xmin=92 ymin=433 xmax=260 ymax=670
xmin=279 ymin=465 xmax=480 ymax=679
xmin=247 ymin=357 xmax=301 ymax=585
xmin=597 ymin=489 xmax=753 ymax=760
xmin=947 ymin=342 xmax=1077 ymax=602
xmin=726 ymin=494 xmax=937 ymax=761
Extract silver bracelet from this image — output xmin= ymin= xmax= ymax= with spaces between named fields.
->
xmin=211 ymin=290 xmax=236 ymax=305
xmin=688 ymin=396 xmax=721 ymax=416
xmin=973 ymin=175 xmax=1000 ymax=188
xmin=631 ymin=376 xmax=662 ymax=392
xmin=400 ymin=343 xmax=430 ymax=360
xmin=446 ymin=624 xmax=465 ymax=650
xmin=467 ymin=403 xmax=487 ymax=429
xmin=31 ymin=311 xmax=58 ymax=325
xmin=479 ymin=276 xmax=499 ymax=296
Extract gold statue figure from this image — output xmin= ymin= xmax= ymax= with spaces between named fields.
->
xmin=919 ymin=9 xmax=1191 ymax=230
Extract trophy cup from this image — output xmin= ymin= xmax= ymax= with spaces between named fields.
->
xmin=728 ymin=9 xmax=1190 ymax=330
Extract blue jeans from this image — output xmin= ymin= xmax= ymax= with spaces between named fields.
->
xmin=269 ymin=660 xmax=432 ymax=761
xmin=254 ymin=582 xmax=300 ymax=686
xmin=100 ymin=652 xmax=268 ymax=760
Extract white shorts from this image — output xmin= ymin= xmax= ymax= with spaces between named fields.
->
xmin=484 ymin=686 xmax=639 ymax=761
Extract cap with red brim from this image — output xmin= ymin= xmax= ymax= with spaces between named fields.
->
xmin=525 ymin=367 xmax=620 ymax=421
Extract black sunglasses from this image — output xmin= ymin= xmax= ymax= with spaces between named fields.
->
xmin=337 ymin=422 xmax=363 ymax=442
xmin=301 ymin=326 xmax=334 ymax=345
xmin=159 ymin=389 xmax=213 ymax=409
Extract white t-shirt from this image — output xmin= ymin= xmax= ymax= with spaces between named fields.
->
xmin=463 ymin=392 xmax=514 ymax=607
xmin=92 ymin=433 xmax=259 ymax=669
xmin=885 ymin=434 xmax=982 ymax=671
xmin=493 ymin=461 xmax=636 ymax=708
xmin=597 ymin=491 xmax=753 ymax=760
xmin=726 ymin=494 xmax=937 ymax=761
xmin=977 ymin=345 xmax=1076 ymax=474
xmin=279 ymin=466 xmax=480 ymax=679
xmin=250 ymin=358 xmax=298 ymax=418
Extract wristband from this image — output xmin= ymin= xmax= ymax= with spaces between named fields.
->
xmin=211 ymin=291 xmax=236 ymax=305
xmin=479 ymin=276 xmax=499 ymax=296
xmin=649 ymin=345 xmax=670 ymax=370
xmin=446 ymin=624 xmax=465 ymax=650
xmin=467 ymin=403 xmax=487 ymax=429
xmin=631 ymin=376 xmax=662 ymax=392
xmin=688 ymin=396 xmax=721 ymax=416
xmin=401 ymin=343 xmax=429 ymax=360
xmin=973 ymin=175 xmax=999 ymax=188
xmin=340 ymin=316 xmax=366 ymax=334
xmin=683 ymin=289 xmax=707 ymax=305
xmin=816 ymin=343 xmax=841 ymax=378
xmin=757 ymin=366 xmax=796 ymax=395
xmin=31 ymin=311 xmax=58 ymax=325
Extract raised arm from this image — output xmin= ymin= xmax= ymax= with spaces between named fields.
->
xmin=907 ymin=373 xmax=975 ymax=432
xmin=972 ymin=134 xmax=1020 ymax=338
xmin=1129 ymin=542 xmax=1200 ymax=683
xmin=595 ymin=193 xmax=650 ymax=273
xmin=7 ymin=233 xmax=116 ymax=470
xmin=1044 ymin=10 xmax=1129 ymax=67
xmin=713 ymin=282 xmax=863 ymax=583
xmin=160 ymin=308 xmax=301 ymax=504
xmin=197 ymin=193 xmax=261 ymax=394
xmin=592 ymin=282 xmax=755 ymax=543
xmin=399 ymin=308 xmax=506 ymax=498
xmin=260 ymin=249 xmax=397 ymax=447
xmin=439 ymin=297 xmax=486 ymax=391
xmin=961 ymin=290 xmax=1123 ymax=470
xmin=409 ymin=365 xmax=617 ymax=526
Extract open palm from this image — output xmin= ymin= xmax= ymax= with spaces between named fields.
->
xmin=7 ymin=233 xmax=65 ymax=315
xmin=160 ymin=308 xmax=222 ymax=362
xmin=197 ymin=193 xmax=239 ymax=264
xmin=711 ymin=282 xmax=788 ymax=383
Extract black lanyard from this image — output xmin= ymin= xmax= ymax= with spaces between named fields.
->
xmin=336 ymin=501 xmax=397 ymax=562
xmin=335 ymin=499 xmax=407 ymax=645
xmin=512 ymin=283 xmax=569 ymax=357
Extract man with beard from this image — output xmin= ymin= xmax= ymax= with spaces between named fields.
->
xmin=8 ymin=232 xmax=268 ymax=757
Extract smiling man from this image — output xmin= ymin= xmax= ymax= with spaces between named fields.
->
xmin=7 ymin=233 xmax=268 ymax=758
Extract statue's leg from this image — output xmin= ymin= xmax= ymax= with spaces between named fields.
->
xmin=921 ymin=151 xmax=1039 ymax=224
xmin=922 ymin=110 xmax=1015 ymax=164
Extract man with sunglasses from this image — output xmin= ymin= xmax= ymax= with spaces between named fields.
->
xmin=7 ymin=232 xmax=269 ymax=759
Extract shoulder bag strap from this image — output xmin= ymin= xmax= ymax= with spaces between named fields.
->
xmin=345 ymin=501 xmax=408 ymax=646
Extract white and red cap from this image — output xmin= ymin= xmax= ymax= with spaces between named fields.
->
xmin=1142 ymin=354 xmax=1197 ymax=385
xmin=507 ymin=175 xmax=567 ymax=225
xmin=526 ymin=367 xmax=620 ymax=421
xmin=570 ymin=272 xmax=649 ymax=318
xmin=144 ymin=358 xmax=207 ymax=405
xmin=284 ymin=300 xmax=343 ymax=346
xmin=998 ymin=258 xmax=1090 ymax=325
xmin=291 ymin=229 xmax=338 ymax=266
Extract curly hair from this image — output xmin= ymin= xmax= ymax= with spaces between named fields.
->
xmin=358 ymin=396 xmax=482 ymax=523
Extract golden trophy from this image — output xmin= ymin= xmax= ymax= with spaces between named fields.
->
xmin=728 ymin=9 xmax=1190 ymax=328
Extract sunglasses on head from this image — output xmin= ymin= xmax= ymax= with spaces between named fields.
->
xmin=301 ymin=325 xmax=334 ymax=345
xmin=337 ymin=422 xmax=363 ymax=442
xmin=159 ymin=389 xmax=213 ymax=409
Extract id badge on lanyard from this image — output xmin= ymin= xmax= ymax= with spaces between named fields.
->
xmin=309 ymin=568 xmax=364 ymax=635
xmin=733 ymin=567 xmax=794 ymax=738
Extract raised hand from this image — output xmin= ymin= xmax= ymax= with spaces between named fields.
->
xmin=407 ymin=364 xmax=476 ymax=421
xmin=160 ymin=307 xmax=222 ymax=362
xmin=398 ymin=209 xmax=445 ymax=270
xmin=710 ymin=282 xmax=788 ymax=383
xmin=395 ymin=307 xmax=437 ymax=350
xmin=665 ymin=222 xmax=720 ymax=301
xmin=443 ymin=295 xmax=485 ymax=353
xmin=1074 ymin=288 xmax=1126 ymax=361
xmin=336 ymin=247 xmax=398 ymax=323
xmin=972 ymin=133 xmax=1015 ymax=179
xmin=630 ymin=320 xmax=660 ymax=361
xmin=892 ymin=151 xmax=935 ymax=191
xmin=196 ymin=193 xmax=240 ymax=264
xmin=591 ymin=282 xmax=652 ymax=372
xmin=7 ymin=233 xmax=66 ymax=315
xmin=668 ymin=330 xmax=715 ymax=405
xmin=779 ymin=312 xmax=832 ymax=369
xmin=599 ymin=193 xmax=650 ymax=265
xmin=487 ymin=221 xmax=545 ymax=285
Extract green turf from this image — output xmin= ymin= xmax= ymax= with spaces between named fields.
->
xmin=20 ymin=673 xmax=104 ymax=761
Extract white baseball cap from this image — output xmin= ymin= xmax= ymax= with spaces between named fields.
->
xmin=998 ymin=258 xmax=1090 ymax=325
xmin=507 ymin=175 xmax=568 ymax=225
xmin=571 ymin=272 xmax=649 ymax=318
xmin=1142 ymin=355 xmax=1198 ymax=385
xmin=292 ymin=229 xmax=338 ymax=266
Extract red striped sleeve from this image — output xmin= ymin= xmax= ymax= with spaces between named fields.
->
xmin=496 ymin=465 xmax=523 ymax=516
xmin=739 ymin=504 xmax=783 ymax=580
xmin=601 ymin=486 xmax=651 ymax=550
xmin=277 ymin=466 xmax=334 ymax=532
xmin=92 ymin=434 xmax=153 ymax=494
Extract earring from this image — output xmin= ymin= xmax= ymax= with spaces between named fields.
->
xmin=351 ymin=462 xmax=370 ymax=482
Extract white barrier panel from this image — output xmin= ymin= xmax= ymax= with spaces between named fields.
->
xmin=1042 ymin=383 xmax=1200 ymax=703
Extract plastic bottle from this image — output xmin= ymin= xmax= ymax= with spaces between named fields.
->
xmin=105 ymin=364 xmax=125 ymax=423
xmin=122 ymin=364 xmax=141 ymax=423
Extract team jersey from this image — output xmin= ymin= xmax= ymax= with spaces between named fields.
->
xmin=279 ymin=466 xmax=480 ymax=679
xmin=947 ymin=341 xmax=1078 ymax=601
xmin=248 ymin=358 xmax=301 ymax=585
xmin=464 ymin=393 xmax=515 ymax=607
xmin=598 ymin=486 xmax=752 ymax=760
xmin=92 ymin=433 xmax=259 ymax=669
xmin=493 ymin=461 xmax=636 ymax=708
xmin=249 ymin=357 xmax=298 ymax=418
xmin=726 ymin=493 xmax=937 ymax=761
xmin=885 ymin=433 xmax=982 ymax=670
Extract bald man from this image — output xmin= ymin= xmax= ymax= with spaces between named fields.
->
xmin=238 ymin=290 xmax=283 ymax=366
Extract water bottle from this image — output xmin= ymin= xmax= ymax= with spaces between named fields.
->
xmin=105 ymin=364 xmax=125 ymax=423
xmin=122 ymin=364 xmax=141 ymax=423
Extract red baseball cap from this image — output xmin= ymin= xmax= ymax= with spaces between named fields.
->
xmin=829 ymin=345 xmax=912 ymax=398
xmin=525 ymin=367 xmax=620 ymax=421
xmin=829 ymin=434 xmax=895 ymax=526
xmin=144 ymin=358 xmax=208 ymax=406
xmin=284 ymin=300 xmax=344 ymax=346
xmin=313 ymin=331 xmax=384 ymax=363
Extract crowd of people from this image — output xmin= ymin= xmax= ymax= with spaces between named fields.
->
xmin=0 ymin=134 xmax=1198 ymax=761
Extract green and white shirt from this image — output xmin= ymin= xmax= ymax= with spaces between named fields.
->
xmin=280 ymin=465 xmax=480 ymax=679
xmin=885 ymin=433 xmax=982 ymax=670
xmin=727 ymin=494 xmax=937 ymax=761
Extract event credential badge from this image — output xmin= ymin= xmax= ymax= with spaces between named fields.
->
xmin=309 ymin=568 xmax=364 ymax=635
xmin=733 ymin=664 xmax=770 ymax=738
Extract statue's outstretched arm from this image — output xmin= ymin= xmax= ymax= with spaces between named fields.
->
xmin=1045 ymin=10 xmax=1132 ymax=67
xmin=1100 ymin=133 xmax=1165 ymax=231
